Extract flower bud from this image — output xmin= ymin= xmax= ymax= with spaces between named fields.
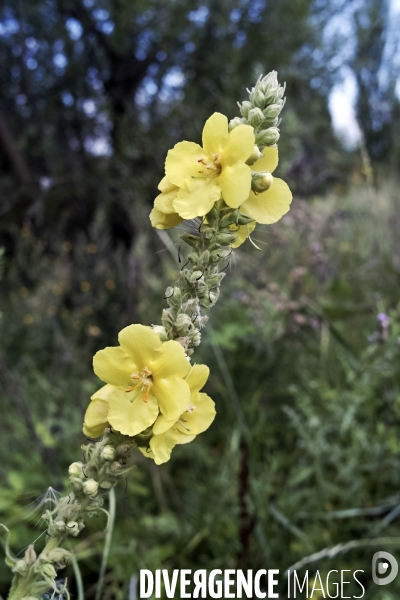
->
xmin=247 ymin=107 xmax=264 ymax=128
xmin=246 ymin=145 xmax=263 ymax=165
xmin=199 ymin=250 xmax=210 ymax=267
xmin=47 ymin=548 xmax=71 ymax=568
xmin=206 ymin=273 xmax=225 ymax=288
xmin=255 ymin=127 xmax=280 ymax=147
xmin=41 ymin=563 xmax=57 ymax=580
xmin=152 ymin=325 xmax=168 ymax=341
xmin=263 ymin=103 xmax=282 ymax=120
xmin=229 ymin=117 xmax=244 ymax=130
xmin=189 ymin=331 xmax=201 ymax=345
xmin=68 ymin=462 xmax=84 ymax=478
xmin=66 ymin=521 xmax=81 ymax=536
xmin=237 ymin=213 xmax=255 ymax=225
xmin=219 ymin=209 xmax=239 ymax=228
xmin=83 ymin=479 xmax=99 ymax=498
xmin=116 ymin=443 xmax=131 ymax=457
xmin=24 ymin=545 xmax=37 ymax=566
xmin=251 ymin=172 xmax=274 ymax=193
xmin=101 ymin=445 xmax=116 ymax=462
xmin=161 ymin=308 xmax=174 ymax=327
xmin=188 ymin=270 xmax=203 ymax=283
xmin=100 ymin=480 xmax=113 ymax=490
xmin=110 ymin=461 xmax=123 ymax=473
xmin=54 ymin=520 xmax=66 ymax=533
xmin=180 ymin=232 xmax=201 ymax=249
xmin=69 ymin=476 xmax=83 ymax=492
xmin=239 ymin=101 xmax=252 ymax=118
xmin=175 ymin=313 xmax=192 ymax=331
xmin=13 ymin=559 xmax=29 ymax=577
xmin=216 ymin=232 xmax=238 ymax=245
xmin=210 ymin=248 xmax=231 ymax=263
xmin=252 ymin=88 xmax=266 ymax=108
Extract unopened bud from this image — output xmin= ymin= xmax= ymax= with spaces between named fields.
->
xmin=101 ymin=445 xmax=116 ymax=462
xmin=152 ymin=325 xmax=168 ymax=341
xmin=41 ymin=563 xmax=57 ymax=579
xmin=237 ymin=213 xmax=255 ymax=225
xmin=47 ymin=548 xmax=71 ymax=567
xmin=13 ymin=559 xmax=29 ymax=577
xmin=263 ymin=103 xmax=282 ymax=121
xmin=100 ymin=480 xmax=113 ymax=490
xmin=251 ymin=172 xmax=274 ymax=193
xmin=66 ymin=521 xmax=80 ymax=536
xmin=175 ymin=313 xmax=192 ymax=331
xmin=24 ymin=545 xmax=37 ymax=566
xmin=189 ymin=270 xmax=203 ymax=283
xmin=252 ymin=88 xmax=265 ymax=108
xmin=116 ymin=443 xmax=131 ymax=457
xmin=68 ymin=462 xmax=84 ymax=478
xmin=255 ymin=127 xmax=280 ymax=147
xmin=54 ymin=520 xmax=66 ymax=533
xmin=110 ymin=461 xmax=123 ymax=473
xmin=229 ymin=117 xmax=244 ymax=130
xmin=247 ymin=107 xmax=264 ymax=128
xmin=216 ymin=232 xmax=238 ymax=245
xmin=246 ymin=145 xmax=263 ymax=165
xmin=239 ymin=101 xmax=252 ymax=118
xmin=83 ymin=479 xmax=99 ymax=498
xmin=189 ymin=331 xmax=201 ymax=345
xmin=69 ymin=476 xmax=83 ymax=492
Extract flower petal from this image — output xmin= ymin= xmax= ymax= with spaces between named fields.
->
xmin=176 ymin=392 xmax=216 ymax=439
xmin=152 ymin=414 xmax=174 ymax=435
xmin=217 ymin=162 xmax=252 ymax=208
xmin=108 ymin=389 xmax=159 ymax=436
xmin=240 ymin=178 xmax=292 ymax=224
xmin=151 ymin=340 xmax=191 ymax=379
xmin=154 ymin=188 xmax=179 ymax=214
xmin=186 ymin=364 xmax=209 ymax=394
xmin=93 ymin=346 xmax=136 ymax=387
xmin=118 ymin=324 xmax=163 ymax=369
xmin=150 ymin=207 xmax=183 ymax=230
xmin=138 ymin=445 xmax=155 ymax=461
xmin=152 ymin=377 xmax=190 ymax=422
xmin=231 ymin=221 xmax=256 ymax=248
xmin=165 ymin=141 xmax=206 ymax=187
xmin=83 ymin=398 xmax=109 ymax=438
xmin=150 ymin=428 xmax=179 ymax=465
xmin=173 ymin=179 xmax=221 ymax=219
xmin=221 ymin=125 xmax=255 ymax=166
xmin=158 ymin=176 xmax=178 ymax=194
xmin=202 ymin=112 xmax=229 ymax=156
xmin=90 ymin=383 xmax=118 ymax=402
xmin=253 ymin=146 xmax=279 ymax=174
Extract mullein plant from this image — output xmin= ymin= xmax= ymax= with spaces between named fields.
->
xmin=1 ymin=72 xmax=292 ymax=599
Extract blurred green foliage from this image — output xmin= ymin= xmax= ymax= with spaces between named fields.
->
xmin=1 ymin=181 xmax=400 ymax=597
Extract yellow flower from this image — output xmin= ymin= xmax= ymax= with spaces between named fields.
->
xmin=231 ymin=146 xmax=292 ymax=247
xmin=241 ymin=146 xmax=292 ymax=224
xmin=83 ymin=384 xmax=116 ymax=438
xmin=163 ymin=112 xmax=255 ymax=220
xmin=139 ymin=364 xmax=216 ymax=465
xmin=91 ymin=324 xmax=191 ymax=437
xmin=149 ymin=177 xmax=183 ymax=229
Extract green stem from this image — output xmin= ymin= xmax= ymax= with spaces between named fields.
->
xmin=70 ymin=553 xmax=84 ymax=600
xmin=95 ymin=489 xmax=116 ymax=600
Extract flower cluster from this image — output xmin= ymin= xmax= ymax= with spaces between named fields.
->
xmin=83 ymin=72 xmax=293 ymax=465
xmin=83 ymin=325 xmax=215 ymax=464
xmin=150 ymin=75 xmax=291 ymax=247
xmin=230 ymin=71 xmax=286 ymax=149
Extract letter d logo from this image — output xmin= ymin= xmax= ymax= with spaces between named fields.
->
xmin=372 ymin=551 xmax=398 ymax=585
